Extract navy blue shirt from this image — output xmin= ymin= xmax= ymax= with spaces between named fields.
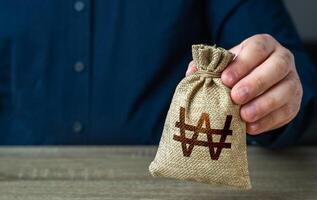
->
xmin=0 ymin=0 xmax=316 ymax=146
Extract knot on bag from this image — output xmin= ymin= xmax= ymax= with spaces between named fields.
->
xmin=192 ymin=45 xmax=235 ymax=77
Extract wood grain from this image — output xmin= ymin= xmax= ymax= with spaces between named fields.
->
xmin=0 ymin=146 xmax=316 ymax=200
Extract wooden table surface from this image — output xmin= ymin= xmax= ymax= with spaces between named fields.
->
xmin=0 ymin=146 xmax=316 ymax=200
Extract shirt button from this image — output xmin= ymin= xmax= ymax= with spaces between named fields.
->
xmin=74 ymin=1 xmax=85 ymax=12
xmin=73 ymin=121 xmax=83 ymax=133
xmin=74 ymin=61 xmax=85 ymax=72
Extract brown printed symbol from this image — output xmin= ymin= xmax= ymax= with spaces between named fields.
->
xmin=173 ymin=107 xmax=232 ymax=160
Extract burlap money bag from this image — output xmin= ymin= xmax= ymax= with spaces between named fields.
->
xmin=149 ymin=44 xmax=251 ymax=189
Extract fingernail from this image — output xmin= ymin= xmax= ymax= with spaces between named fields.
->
xmin=185 ymin=66 xmax=197 ymax=76
xmin=237 ymin=87 xmax=249 ymax=102
xmin=185 ymin=68 xmax=192 ymax=76
xmin=249 ymin=123 xmax=259 ymax=132
xmin=244 ymin=104 xmax=257 ymax=121
xmin=185 ymin=68 xmax=190 ymax=76
xmin=223 ymin=71 xmax=236 ymax=85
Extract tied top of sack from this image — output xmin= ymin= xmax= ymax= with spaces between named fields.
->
xmin=192 ymin=44 xmax=234 ymax=77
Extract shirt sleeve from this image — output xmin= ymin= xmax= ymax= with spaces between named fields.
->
xmin=206 ymin=0 xmax=317 ymax=148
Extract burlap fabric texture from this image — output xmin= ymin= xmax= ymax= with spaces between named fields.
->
xmin=149 ymin=44 xmax=251 ymax=189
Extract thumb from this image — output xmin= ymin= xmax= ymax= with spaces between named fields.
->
xmin=185 ymin=61 xmax=198 ymax=76
xmin=229 ymin=43 xmax=243 ymax=60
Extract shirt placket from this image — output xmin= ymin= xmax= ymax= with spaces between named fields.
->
xmin=66 ymin=0 xmax=91 ymax=143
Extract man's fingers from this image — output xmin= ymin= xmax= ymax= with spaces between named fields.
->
xmin=222 ymin=34 xmax=277 ymax=87
xmin=231 ymin=47 xmax=293 ymax=104
xmin=186 ymin=61 xmax=198 ymax=76
xmin=247 ymin=103 xmax=297 ymax=135
xmin=240 ymin=74 xmax=295 ymax=123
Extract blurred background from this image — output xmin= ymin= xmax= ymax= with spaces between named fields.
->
xmin=284 ymin=0 xmax=317 ymax=64
xmin=283 ymin=0 xmax=317 ymax=144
